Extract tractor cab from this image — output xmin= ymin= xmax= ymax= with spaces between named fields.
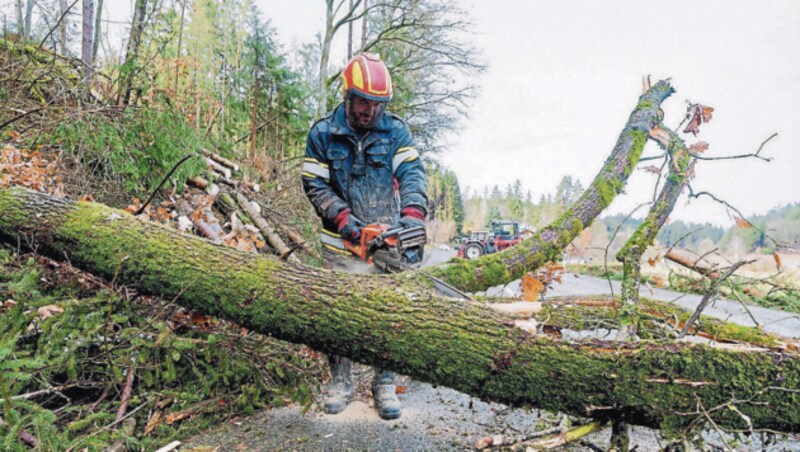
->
xmin=491 ymin=221 xmax=520 ymax=240
xmin=456 ymin=221 xmax=525 ymax=260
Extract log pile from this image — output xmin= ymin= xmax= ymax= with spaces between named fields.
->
xmin=180 ymin=149 xmax=310 ymax=262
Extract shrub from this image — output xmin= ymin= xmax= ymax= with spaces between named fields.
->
xmin=52 ymin=108 xmax=207 ymax=198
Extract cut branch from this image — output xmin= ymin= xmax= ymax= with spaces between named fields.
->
xmin=428 ymin=80 xmax=676 ymax=292
xmin=665 ymin=250 xmax=721 ymax=279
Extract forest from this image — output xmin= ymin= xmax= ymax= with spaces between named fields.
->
xmin=1 ymin=1 xmax=799 ymax=451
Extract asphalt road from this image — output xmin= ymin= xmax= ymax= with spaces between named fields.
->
xmin=183 ymin=250 xmax=798 ymax=451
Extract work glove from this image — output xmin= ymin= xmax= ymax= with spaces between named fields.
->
xmin=395 ymin=207 xmax=426 ymax=231
xmin=393 ymin=207 xmax=427 ymax=266
xmin=335 ymin=208 xmax=363 ymax=242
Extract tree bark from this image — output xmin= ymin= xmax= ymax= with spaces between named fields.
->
xmin=24 ymin=0 xmax=34 ymax=39
xmin=617 ymin=126 xmax=694 ymax=305
xmin=427 ymin=81 xmax=675 ymax=293
xmin=59 ymin=0 xmax=68 ymax=54
xmin=91 ymin=0 xmax=102 ymax=61
xmin=1 ymin=186 xmax=798 ymax=435
xmin=15 ymin=0 xmax=24 ymax=35
xmin=81 ymin=0 xmax=94 ymax=78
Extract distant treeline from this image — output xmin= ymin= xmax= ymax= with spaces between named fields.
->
xmin=457 ymin=175 xmax=800 ymax=254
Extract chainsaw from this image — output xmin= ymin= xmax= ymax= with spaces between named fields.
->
xmin=343 ymin=223 xmax=427 ymax=273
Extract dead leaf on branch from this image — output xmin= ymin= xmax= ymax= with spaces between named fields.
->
xmin=683 ymin=103 xmax=714 ymax=136
xmin=735 ymin=217 xmax=752 ymax=229
xmin=642 ymin=165 xmax=662 ymax=175
xmin=689 ymin=141 xmax=710 ymax=153
xmin=774 ymin=253 xmax=782 ymax=271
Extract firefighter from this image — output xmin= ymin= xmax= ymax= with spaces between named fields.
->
xmin=301 ymin=53 xmax=428 ymax=420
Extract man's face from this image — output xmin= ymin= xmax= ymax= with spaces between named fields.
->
xmin=348 ymin=95 xmax=385 ymax=130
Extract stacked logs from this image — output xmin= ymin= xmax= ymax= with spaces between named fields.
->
xmin=183 ymin=149 xmax=316 ymax=263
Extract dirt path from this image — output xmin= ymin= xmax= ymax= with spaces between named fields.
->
xmin=183 ymin=254 xmax=798 ymax=450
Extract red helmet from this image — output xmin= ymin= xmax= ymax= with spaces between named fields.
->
xmin=341 ymin=53 xmax=393 ymax=102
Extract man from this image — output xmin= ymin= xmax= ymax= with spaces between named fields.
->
xmin=301 ymin=53 xmax=428 ymax=420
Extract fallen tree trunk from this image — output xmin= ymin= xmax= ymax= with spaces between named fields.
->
xmin=429 ymin=80 xmax=674 ymax=292
xmin=0 ymin=187 xmax=798 ymax=435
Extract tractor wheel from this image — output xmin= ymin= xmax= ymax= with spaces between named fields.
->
xmin=464 ymin=243 xmax=483 ymax=260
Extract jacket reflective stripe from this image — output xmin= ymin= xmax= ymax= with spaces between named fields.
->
xmin=302 ymin=158 xmax=330 ymax=180
xmin=392 ymin=147 xmax=419 ymax=173
xmin=320 ymin=228 xmax=348 ymax=253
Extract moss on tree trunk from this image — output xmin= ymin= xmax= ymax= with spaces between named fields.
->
xmin=616 ymin=127 xmax=694 ymax=333
xmin=429 ymin=81 xmax=674 ymax=292
xmin=1 ymin=187 xmax=798 ymax=435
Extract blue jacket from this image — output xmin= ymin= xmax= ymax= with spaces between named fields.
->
xmin=302 ymin=103 xmax=428 ymax=250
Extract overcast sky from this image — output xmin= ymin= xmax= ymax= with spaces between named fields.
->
xmin=105 ymin=0 xmax=800 ymax=225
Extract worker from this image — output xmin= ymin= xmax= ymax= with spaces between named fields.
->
xmin=301 ymin=52 xmax=428 ymax=420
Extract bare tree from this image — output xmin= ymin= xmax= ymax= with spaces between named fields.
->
xmin=361 ymin=0 xmax=484 ymax=151
xmin=317 ymin=0 xmax=364 ymax=116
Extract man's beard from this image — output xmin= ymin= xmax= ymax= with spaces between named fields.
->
xmin=345 ymin=94 xmax=386 ymax=131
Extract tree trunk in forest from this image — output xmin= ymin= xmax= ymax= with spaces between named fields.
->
xmin=318 ymin=0 xmax=335 ymax=117
xmin=250 ymin=44 xmax=259 ymax=162
xmin=81 ymin=0 xmax=94 ymax=78
xmin=347 ymin=0 xmax=353 ymax=59
xmin=0 ymin=186 xmax=798 ymax=435
xmin=318 ymin=0 xmax=363 ymax=117
xmin=59 ymin=0 xmax=68 ymax=54
xmin=23 ymin=0 xmax=34 ymax=38
xmin=427 ymin=81 xmax=674 ymax=293
xmin=92 ymin=0 xmax=103 ymax=61
xmin=361 ymin=0 xmax=368 ymax=49
xmin=15 ymin=0 xmax=24 ymax=35
xmin=173 ymin=0 xmax=185 ymax=97
xmin=119 ymin=0 xmax=148 ymax=106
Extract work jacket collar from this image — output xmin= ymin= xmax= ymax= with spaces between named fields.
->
xmin=329 ymin=102 xmax=393 ymax=136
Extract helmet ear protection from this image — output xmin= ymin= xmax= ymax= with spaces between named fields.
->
xmin=341 ymin=53 xmax=393 ymax=102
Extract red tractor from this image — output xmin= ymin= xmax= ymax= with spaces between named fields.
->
xmin=456 ymin=220 xmax=527 ymax=260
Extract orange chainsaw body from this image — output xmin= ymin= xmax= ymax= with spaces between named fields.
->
xmin=343 ymin=223 xmax=397 ymax=262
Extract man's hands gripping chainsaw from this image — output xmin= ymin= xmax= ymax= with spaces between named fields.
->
xmin=343 ymin=222 xmax=426 ymax=273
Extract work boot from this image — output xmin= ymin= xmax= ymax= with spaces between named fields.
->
xmin=323 ymin=356 xmax=353 ymax=414
xmin=372 ymin=369 xmax=401 ymax=420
